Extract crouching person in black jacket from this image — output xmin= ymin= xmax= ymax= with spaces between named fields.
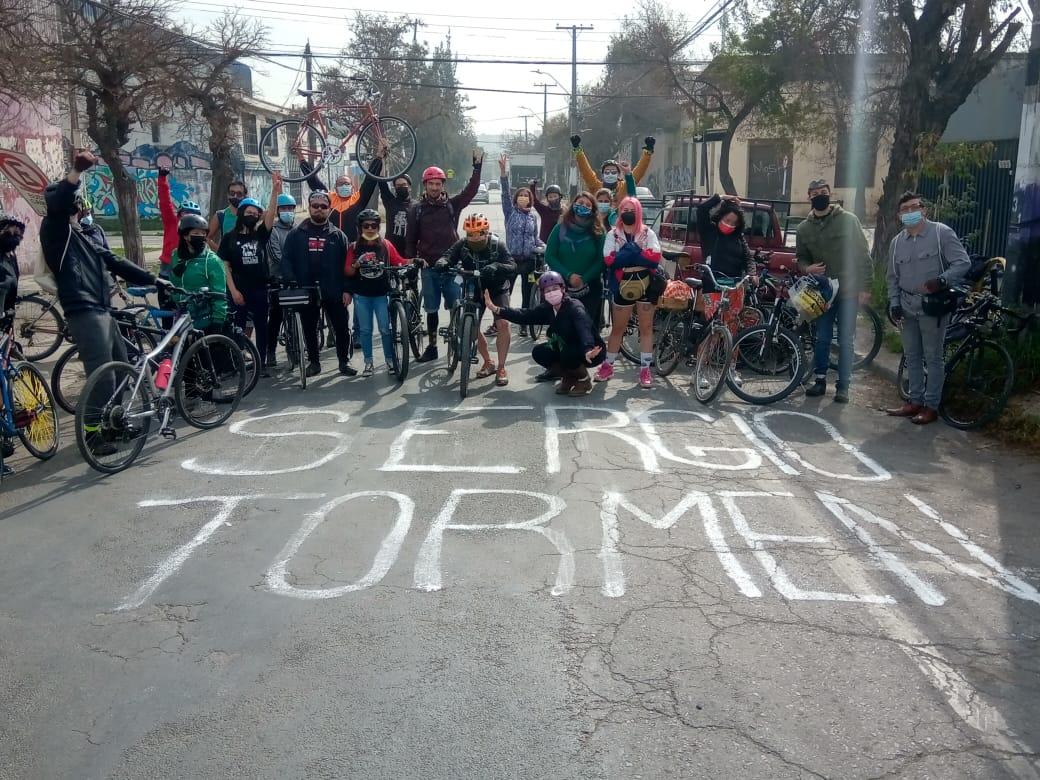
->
xmin=484 ymin=271 xmax=604 ymax=396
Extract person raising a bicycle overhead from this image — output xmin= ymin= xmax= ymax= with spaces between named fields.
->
xmin=281 ymin=189 xmax=354 ymax=378
xmin=298 ymin=144 xmax=386 ymax=241
xmin=407 ymin=149 xmax=485 ymax=363
xmin=434 ymin=213 xmax=515 ymax=385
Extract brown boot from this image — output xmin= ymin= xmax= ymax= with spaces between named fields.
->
xmin=569 ymin=367 xmax=593 ymax=396
xmin=556 ymin=370 xmax=578 ymax=394
xmin=911 ymin=407 xmax=939 ymax=425
xmin=886 ymin=402 xmax=922 ymax=417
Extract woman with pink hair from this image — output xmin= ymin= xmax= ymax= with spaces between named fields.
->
xmin=596 ymin=196 xmax=664 ymax=389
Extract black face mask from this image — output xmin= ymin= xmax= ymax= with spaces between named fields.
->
xmin=810 ymin=193 xmax=830 ymax=212
xmin=0 ymin=234 xmax=21 ymax=253
xmin=229 ymin=196 xmax=243 ymax=209
xmin=240 ymin=215 xmax=259 ymax=230
xmin=620 ymin=212 xmax=637 ymax=226
xmin=188 ymin=235 xmax=207 ymax=255
xmin=395 ymin=186 xmax=410 ymax=200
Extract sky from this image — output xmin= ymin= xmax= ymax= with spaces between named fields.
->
xmin=173 ymin=0 xmax=723 ymax=137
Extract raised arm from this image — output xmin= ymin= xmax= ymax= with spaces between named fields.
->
xmin=263 ymin=172 xmax=282 ymax=231
xmin=451 ymin=149 xmax=484 ymax=211
xmin=157 ymin=167 xmax=177 ymax=234
xmin=498 ymin=154 xmax=513 ymax=220
xmin=298 ymin=157 xmax=328 ymax=193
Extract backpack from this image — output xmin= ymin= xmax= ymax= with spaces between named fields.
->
xmin=413 ymin=198 xmax=457 ymax=234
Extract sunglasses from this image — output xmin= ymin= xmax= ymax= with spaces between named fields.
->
xmin=309 ymin=203 xmax=330 ymax=210
xmin=360 ymin=222 xmax=379 ymax=231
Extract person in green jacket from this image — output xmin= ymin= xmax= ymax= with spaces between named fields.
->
xmin=795 ymin=178 xmax=872 ymax=403
xmin=169 ymin=213 xmax=229 ymax=332
xmin=544 ymin=191 xmax=606 ymax=381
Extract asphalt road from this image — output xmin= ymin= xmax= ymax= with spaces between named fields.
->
xmin=2 ymin=201 xmax=1039 ymax=778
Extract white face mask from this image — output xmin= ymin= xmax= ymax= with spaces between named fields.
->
xmin=602 ymin=172 xmax=619 ymax=185
xmin=544 ymin=289 xmax=564 ymax=306
xmin=336 ymin=184 xmax=353 ymax=198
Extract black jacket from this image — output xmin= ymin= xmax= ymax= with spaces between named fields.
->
xmin=497 ymin=296 xmax=603 ymax=352
xmin=281 ymin=218 xmax=350 ymax=299
xmin=0 ymin=250 xmax=18 ymax=312
xmin=378 ymin=182 xmax=414 ymax=255
xmin=441 ymin=235 xmax=516 ymax=294
xmin=40 ymin=178 xmax=155 ymax=315
xmin=405 ymin=163 xmax=483 ymax=262
xmin=301 ymin=157 xmax=383 ymax=242
xmin=697 ymin=194 xmax=755 ymax=280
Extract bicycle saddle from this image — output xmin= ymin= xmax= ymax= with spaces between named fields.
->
xmin=126 ymin=286 xmax=156 ymax=297
xmin=684 ymin=278 xmax=703 ymax=289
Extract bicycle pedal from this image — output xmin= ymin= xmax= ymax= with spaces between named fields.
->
xmin=160 ymin=426 xmax=177 ymax=440
xmin=437 ymin=328 xmax=449 ymax=338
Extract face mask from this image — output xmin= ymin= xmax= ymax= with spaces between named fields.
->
xmin=229 ymin=196 xmax=243 ymax=208
xmin=188 ymin=235 xmax=207 ymax=255
xmin=899 ymin=210 xmax=924 ymax=227
xmin=0 ymin=234 xmax=21 ymax=253
xmin=80 ymin=215 xmax=94 ymax=227
xmin=278 ymin=211 xmax=294 ymax=226
xmin=810 ymin=193 xmax=830 ymax=212
xmin=718 ymin=222 xmax=737 ymax=235
xmin=597 ymin=203 xmax=611 ymax=215
xmin=361 ymin=230 xmax=379 ymax=241
xmin=602 ymin=172 xmax=619 ymax=185
xmin=573 ymin=203 xmax=592 ymax=218
xmin=395 ymin=186 xmax=410 ymax=200
xmin=547 ymin=196 xmax=561 ymax=210
xmin=241 ymin=214 xmax=259 ymax=230
xmin=620 ymin=212 xmax=637 ymax=226
xmin=516 ymin=196 xmax=530 ymax=208
xmin=544 ymin=289 xmax=564 ymax=306
xmin=336 ymin=185 xmax=353 ymax=198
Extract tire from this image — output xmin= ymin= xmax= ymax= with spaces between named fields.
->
xmin=231 ymin=330 xmax=261 ymax=398
xmin=75 ymin=361 xmax=152 ymax=474
xmin=727 ymin=324 xmax=803 ymax=405
xmin=356 ymin=115 xmax=418 ymax=182
xmin=617 ymin=307 xmax=641 ymax=364
xmin=175 ymin=334 xmax=245 ymax=429
xmin=51 ymin=345 xmax=87 ymax=415
xmin=14 ymin=294 xmax=66 ymax=361
xmin=446 ymin=308 xmax=461 ymax=375
xmin=283 ymin=312 xmax=301 ymax=369
xmin=528 ymin=286 xmax=544 ymax=340
xmin=11 ymin=362 xmax=59 ymax=459
xmin=940 ymin=337 xmax=1014 ymax=430
xmin=294 ymin=312 xmax=308 ymax=389
xmin=259 ymin=119 xmax=328 ymax=183
xmin=693 ymin=324 xmax=733 ymax=404
xmin=653 ymin=312 xmax=687 ymax=377
xmin=458 ymin=313 xmax=476 ymax=399
xmin=405 ymin=300 xmax=422 ymax=359
xmin=390 ymin=300 xmax=410 ymax=382
xmin=896 ymin=354 xmax=911 ymax=401
xmin=828 ymin=303 xmax=883 ymax=372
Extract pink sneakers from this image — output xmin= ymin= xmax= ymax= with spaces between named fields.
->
xmin=639 ymin=366 xmax=653 ymax=389
xmin=594 ymin=362 xmax=614 ymax=382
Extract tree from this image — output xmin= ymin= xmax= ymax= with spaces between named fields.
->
xmin=167 ymin=12 xmax=268 ymax=215
xmin=870 ymin=0 xmax=1022 ymax=259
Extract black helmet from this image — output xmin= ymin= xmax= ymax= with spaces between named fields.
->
xmin=601 ymin=159 xmax=620 ymax=172
xmin=545 ymin=185 xmax=562 ymax=197
xmin=356 ymin=208 xmax=381 ymax=226
xmin=178 ymin=213 xmax=208 ymax=234
xmin=0 ymin=212 xmax=26 ymax=232
xmin=392 ymin=173 xmax=412 ymax=186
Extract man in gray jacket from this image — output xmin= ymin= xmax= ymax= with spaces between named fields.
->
xmin=885 ymin=192 xmax=970 ymax=425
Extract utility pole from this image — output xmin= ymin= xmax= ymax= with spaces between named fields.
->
xmin=523 ymin=115 xmax=529 ymax=144
xmin=557 ymin=24 xmax=593 ymax=195
xmin=535 ymin=82 xmax=551 ymax=181
xmin=304 ymin=41 xmax=314 ymax=113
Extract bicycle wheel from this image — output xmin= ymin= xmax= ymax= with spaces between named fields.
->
xmin=390 ymin=299 xmax=409 ymax=381
xmin=14 ymin=294 xmax=66 ymax=361
xmin=259 ymin=119 xmax=327 ymax=183
xmin=653 ymin=312 xmax=687 ymax=377
xmin=295 ymin=312 xmax=308 ymax=389
xmin=175 ymin=334 xmax=245 ymax=429
xmin=446 ymin=308 xmax=461 ymax=375
xmin=727 ymin=324 xmax=803 ymax=405
xmin=405 ymin=300 xmax=423 ymax=359
xmin=75 ymin=361 xmax=152 ymax=474
xmin=897 ymin=354 xmax=911 ymax=401
xmin=693 ymin=324 xmax=733 ymax=404
xmin=458 ymin=313 xmax=476 ymax=400
xmin=829 ymin=303 xmax=883 ymax=372
xmin=528 ymin=286 xmax=544 ymax=340
xmin=617 ymin=307 xmax=641 ymax=364
xmin=11 ymin=362 xmax=59 ymax=459
xmin=940 ymin=337 xmax=1014 ymax=430
xmin=234 ymin=331 xmax=261 ymax=397
xmin=356 ymin=115 xmax=418 ymax=182
xmin=51 ymin=345 xmax=87 ymax=414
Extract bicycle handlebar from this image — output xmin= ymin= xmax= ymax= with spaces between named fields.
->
xmin=695 ymin=263 xmax=753 ymax=291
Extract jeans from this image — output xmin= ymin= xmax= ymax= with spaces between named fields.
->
xmin=532 ymin=341 xmax=604 ymax=371
xmin=301 ymin=298 xmax=351 ymax=365
xmin=421 ymin=267 xmax=461 ymax=313
xmin=813 ymin=295 xmax=858 ymax=386
xmin=902 ymin=313 xmax=949 ymax=409
xmin=66 ymin=309 xmax=129 ymax=409
xmin=354 ymin=294 xmax=392 ymax=364
xmin=232 ymin=287 xmax=268 ymax=363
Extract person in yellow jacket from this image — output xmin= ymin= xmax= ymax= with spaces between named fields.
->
xmin=570 ymin=134 xmax=655 ymax=199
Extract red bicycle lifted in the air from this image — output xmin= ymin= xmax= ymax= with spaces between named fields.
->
xmin=259 ymin=77 xmax=417 ymax=184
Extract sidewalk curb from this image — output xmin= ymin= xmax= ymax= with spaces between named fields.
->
xmin=868 ymin=350 xmax=900 ymax=385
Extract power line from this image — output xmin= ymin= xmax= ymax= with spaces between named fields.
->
xmin=233 ymin=1 xmax=634 ymax=23
xmin=251 ymin=49 xmax=711 ymax=67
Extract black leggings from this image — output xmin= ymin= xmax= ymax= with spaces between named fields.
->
xmin=266 ymin=290 xmax=282 ymax=358
xmin=512 ymin=257 xmax=537 ymax=309
xmin=532 ymin=341 xmax=604 ymax=371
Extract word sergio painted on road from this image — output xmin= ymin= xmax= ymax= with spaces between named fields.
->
xmin=117 ymin=406 xmax=1040 ymax=612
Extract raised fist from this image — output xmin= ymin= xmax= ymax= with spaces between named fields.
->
xmin=569 ymin=134 xmax=581 ymax=150
xmin=72 ymin=150 xmax=97 ymax=172
xmin=643 ymin=136 xmax=656 ymax=152
xmin=157 ymin=166 xmax=171 ymax=179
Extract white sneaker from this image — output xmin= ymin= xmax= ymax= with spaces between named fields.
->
xmin=361 ymin=363 xmax=374 ymax=378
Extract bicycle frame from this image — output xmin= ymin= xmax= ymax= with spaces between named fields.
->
xmin=0 ymin=331 xmax=17 ymax=437
xmin=121 ymin=312 xmax=196 ymax=414
xmin=296 ymin=99 xmax=383 ymax=164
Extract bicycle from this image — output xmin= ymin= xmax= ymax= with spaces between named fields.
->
xmin=259 ymin=77 xmax=416 ymax=184
xmin=13 ymin=290 xmax=71 ymax=361
xmin=387 ymin=264 xmax=423 ymax=381
xmin=277 ymin=286 xmax=318 ymax=389
xmin=74 ymin=288 xmax=246 ymax=474
xmin=440 ymin=267 xmax=483 ymax=400
xmin=0 ymin=311 xmax=59 ymax=477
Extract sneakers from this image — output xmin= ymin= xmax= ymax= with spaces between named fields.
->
xmin=339 ymin=362 xmax=358 ymax=376
xmin=361 ymin=363 xmax=374 ymax=378
xmin=594 ymin=362 xmax=614 ymax=382
xmin=417 ymin=345 xmax=438 ymax=363
xmin=306 ymin=362 xmax=321 ymax=377
xmin=805 ymin=378 xmax=827 ymax=397
xmin=639 ymin=366 xmax=653 ymax=389
xmin=266 ymin=351 xmax=277 ymax=367
xmin=0 ymin=463 xmax=13 ymax=477
xmin=834 ymin=384 xmax=850 ymax=403
xmin=569 ymin=369 xmax=593 ymax=396
xmin=535 ymin=367 xmax=561 ymax=383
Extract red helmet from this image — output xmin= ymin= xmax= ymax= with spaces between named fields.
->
xmin=422 ymin=166 xmax=446 ymax=183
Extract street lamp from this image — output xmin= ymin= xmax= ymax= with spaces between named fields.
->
xmin=531 ymin=69 xmax=570 ymax=96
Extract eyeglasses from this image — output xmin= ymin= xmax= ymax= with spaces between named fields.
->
xmin=360 ymin=223 xmax=379 ymax=231
xmin=897 ymin=202 xmax=923 ymax=213
xmin=309 ymin=203 xmax=330 ymax=210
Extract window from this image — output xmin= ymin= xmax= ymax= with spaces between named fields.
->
xmin=834 ymin=131 xmax=878 ymax=188
xmin=261 ymin=117 xmax=279 ymax=158
xmin=151 ymin=121 xmax=161 ymax=144
xmin=241 ymin=112 xmax=259 ymax=156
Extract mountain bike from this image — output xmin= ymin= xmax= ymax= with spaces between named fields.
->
xmin=0 ymin=311 xmax=59 ymax=477
xmin=277 ymin=286 xmax=317 ymax=389
xmin=13 ymin=291 xmax=70 ymax=361
xmin=74 ymin=288 xmax=246 ymax=474
xmin=441 ymin=267 xmax=482 ymax=400
xmin=524 ymin=249 xmax=548 ymax=340
xmin=259 ymin=77 xmax=416 ymax=184
xmin=387 ymin=265 xmax=423 ymax=381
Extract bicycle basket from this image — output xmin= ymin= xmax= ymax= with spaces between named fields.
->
xmin=278 ymin=287 xmax=318 ymax=308
xmin=703 ymin=285 xmax=746 ymax=335
xmin=658 ymin=279 xmax=693 ymax=311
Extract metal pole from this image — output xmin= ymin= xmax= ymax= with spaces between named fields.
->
xmin=556 ymin=24 xmax=593 ymax=195
xmin=304 ymin=41 xmax=313 ymax=113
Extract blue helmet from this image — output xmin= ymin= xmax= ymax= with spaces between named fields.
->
xmin=178 ymin=200 xmax=202 ymax=216
xmin=237 ymin=197 xmax=262 ymax=214
xmin=276 ymin=193 xmax=296 ymax=208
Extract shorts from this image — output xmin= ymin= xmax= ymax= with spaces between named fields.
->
xmin=482 ymin=289 xmax=511 ymax=318
xmin=611 ymin=271 xmax=666 ymax=307
xmin=421 ymin=267 xmax=461 ymax=313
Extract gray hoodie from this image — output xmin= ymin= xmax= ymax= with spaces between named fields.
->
xmin=886 ymin=220 xmax=970 ymax=315
xmin=266 ymin=219 xmax=294 ymax=283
